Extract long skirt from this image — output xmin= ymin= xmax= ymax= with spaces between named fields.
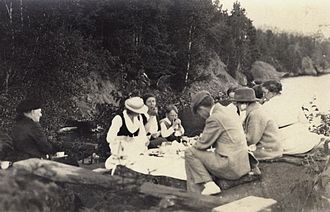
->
xmin=280 ymin=123 xmax=324 ymax=155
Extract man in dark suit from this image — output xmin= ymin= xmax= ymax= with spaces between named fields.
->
xmin=11 ymin=99 xmax=54 ymax=160
xmin=185 ymin=91 xmax=251 ymax=195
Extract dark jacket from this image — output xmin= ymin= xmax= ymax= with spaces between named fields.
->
xmin=0 ymin=130 xmax=14 ymax=160
xmin=11 ymin=116 xmax=54 ymax=160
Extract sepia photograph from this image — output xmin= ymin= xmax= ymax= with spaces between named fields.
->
xmin=1 ymin=0 xmax=330 ymax=211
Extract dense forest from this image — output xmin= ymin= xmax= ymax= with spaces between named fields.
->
xmin=1 ymin=0 xmax=330 ymax=133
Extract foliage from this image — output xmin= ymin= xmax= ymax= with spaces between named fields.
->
xmin=1 ymin=0 xmax=330 ymax=135
xmin=256 ymin=29 xmax=330 ymax=74
xmin=313 ymin=114 xmax=330 ymax=136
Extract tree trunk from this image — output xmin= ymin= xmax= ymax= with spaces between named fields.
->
xmin=4 ymin=68 xmax=11 ymax=94
xmin=3 ymin=0 xmax=14 ymax=94
xmin=20 ymin=0 xmax=23 ymax=28
xmin=184 ymin=24 xmax=194 ymax=85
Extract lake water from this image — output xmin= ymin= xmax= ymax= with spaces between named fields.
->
xmin=280 ymin=74 xmax=330 ymax=113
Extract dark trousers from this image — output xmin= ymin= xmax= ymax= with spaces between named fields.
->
xmin=148 ymin=137 xmax=167 ymax=149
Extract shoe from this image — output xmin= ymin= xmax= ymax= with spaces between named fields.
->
xmin=201 ymin=181 xmax=221 ymax=195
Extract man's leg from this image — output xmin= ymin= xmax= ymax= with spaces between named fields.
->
xmin=185 ymin=147 xmax=220 ymax=194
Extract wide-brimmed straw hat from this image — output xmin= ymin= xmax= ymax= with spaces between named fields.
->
xmin=233 ymin=87 xmax=259 ymax=102
xmin=124 ymin=97 xmax=148 ymax=114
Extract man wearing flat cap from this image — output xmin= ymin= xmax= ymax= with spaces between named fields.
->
xmin=185 ymin=91 xmax=251 ymax=195
xmin=11 ymin=99 xmax=55 ymax=160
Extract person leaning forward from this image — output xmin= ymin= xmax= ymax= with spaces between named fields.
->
xmin=185 ymin=91 xmax=251 ymax=195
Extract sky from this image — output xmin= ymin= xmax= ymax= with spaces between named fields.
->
xmin=220 ymin=0 xmax=330 ymax=38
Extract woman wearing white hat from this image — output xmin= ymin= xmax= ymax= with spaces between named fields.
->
xmin=106 ymin=97 xmax=149 ymax=165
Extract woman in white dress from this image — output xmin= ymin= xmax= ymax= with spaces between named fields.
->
xmin=261 ymin=80 xmax=326 ymax=155
xmin=105 ymin=97 xmax=149 ymax=169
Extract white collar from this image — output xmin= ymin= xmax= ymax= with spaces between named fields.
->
xmin=123 ymin=110 xmax=140 ymax=133
xmin=209 ymin=105 xmax=216 ymax=116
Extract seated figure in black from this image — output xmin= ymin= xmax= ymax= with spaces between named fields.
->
xmin=11 ymin=99 xmax=78 ymax=166
xmin=11 ymin=99 xmax=55 ymax=161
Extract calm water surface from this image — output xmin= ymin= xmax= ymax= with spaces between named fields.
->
xmin=280 ymin=74 xmax=330 ymax=113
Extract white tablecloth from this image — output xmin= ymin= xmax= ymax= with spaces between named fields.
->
xmin=126 ymin=154 xmax=186 ymax=180
xmin=105 ymin=141 xmax=188 ymax=180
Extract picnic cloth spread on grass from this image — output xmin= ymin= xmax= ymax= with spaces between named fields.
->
xmin=105 ymin=141 xmax=187 ymax=180
xmin=126 ymin=154 xmax=186 ymax=180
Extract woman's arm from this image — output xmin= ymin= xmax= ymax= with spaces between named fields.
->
xmin=106 ymin=115 xmax=122 ymax=144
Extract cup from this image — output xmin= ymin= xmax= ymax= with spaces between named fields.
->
xmin=56 ymin=151 xmax=65 ymax=157
xmin=0 ymin=161 xmax=12 ymax=170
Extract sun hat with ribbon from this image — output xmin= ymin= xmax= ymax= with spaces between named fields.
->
xmin=124 ymin=97 xmax=148 ymax=114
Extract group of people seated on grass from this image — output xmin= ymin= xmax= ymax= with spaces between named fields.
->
xmin=105 ymin=80 xmax=329 ymax=195
xmin=1 ymin=79 xmax=329 ymax=196
xmin=106 ymin=94 xmax=185 ymax=158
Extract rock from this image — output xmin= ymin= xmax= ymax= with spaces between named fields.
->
xmin=235 ymin=71 xmax=248 ymax=85
xmin=72 ymin=71 xmax=119 ymax=119
xmin=13 ymin=158 xmax=127 ymax=188
xmin=0 ymin=169 xmax=77 ymax=211
xmin=249 ymin=61 xmax=283 ymax=82
xmin=212 ymin=196 xmax=277 ymax=212
xmin=188 ymin=53 xmax=237 ymax=97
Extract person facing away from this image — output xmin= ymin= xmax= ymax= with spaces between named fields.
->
xmin=106 ymin=97 xmax=149 ymax=158
xmin=11 ymin=99 xmax=55 ymax=161
xmin=141 ymin=93 xmax=167 ymax=148
xmin=261 ymin=80 xmax=327 ymax=155
xmin=185 ymin=91 xmax=250 ymax=195
xmin=233 ymin=87 xmax=283 ymax=160
xmin=159 ymin=104 xmax=185 ymax=142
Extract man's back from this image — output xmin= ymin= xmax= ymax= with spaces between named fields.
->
xmin=210 ymin=103 xmax=248 ymax=155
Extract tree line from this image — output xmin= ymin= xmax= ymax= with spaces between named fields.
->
xmin=1 ymin=0 xmax=330 ymax=130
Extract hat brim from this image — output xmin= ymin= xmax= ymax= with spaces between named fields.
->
xmin=125 ymin=104 xmax=148 ymax=114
